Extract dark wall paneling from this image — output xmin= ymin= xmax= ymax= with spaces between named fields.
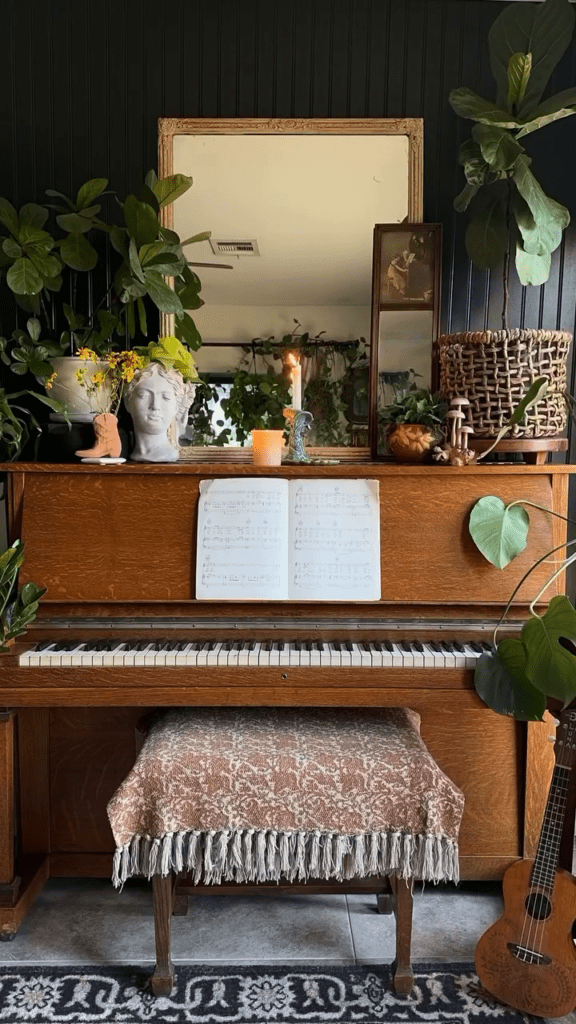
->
xmin=2 ymin=0 xmax=576 ymax=433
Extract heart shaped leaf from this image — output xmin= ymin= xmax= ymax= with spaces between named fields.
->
xmin=469 ymin=495 xmax=530 ymax=569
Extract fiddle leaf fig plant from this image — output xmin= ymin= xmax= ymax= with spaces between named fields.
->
xmin=0 ymin=541 xmax=46 ymax=652
xmin=450 ymin=0 xmax=575 ymax=325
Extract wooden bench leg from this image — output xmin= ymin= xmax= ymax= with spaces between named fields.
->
xmin=151 ymin=873 xmax=176 ymax=996
xmin=377 ymin=877 xmax=394 ymax=915
xmin=390 ymin=875 xmax=414 ymax=996
xmin=173 ymin=888 xmax=189 ymax=917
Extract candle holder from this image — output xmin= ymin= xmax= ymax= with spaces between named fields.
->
xmin=283 ymin=408 xmax=314 ymax=463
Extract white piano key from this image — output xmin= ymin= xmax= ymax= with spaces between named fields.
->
xmin=102 ymin=642 xmax=127 ymax=667
xmin=350 ymin=643 xmax=363 ymax=667
xmin=279 ymin=645 xmax=290 ymax=667
xmin=248 ymin=644 xmax=260 ymax=667
xmin=266 ymin=644 xmax=280 ymax=667
xmin=339 ymin=645 xmax=352 ymax=667
xmin=207 ymin=642 xmax=223 ymax=666
xmin=310 ymin=644 xmax=321 ymax=668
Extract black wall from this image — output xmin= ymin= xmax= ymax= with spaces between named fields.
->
xmin=2 ymin=0 xmax=576 ymax=379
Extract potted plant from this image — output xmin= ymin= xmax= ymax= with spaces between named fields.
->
xmin=0 ymin=541 xmax=45 ymax=651
xmin=0 ymin=172 xmax=208 ymax=438
xmin=442 ymin=0 xmax=575 ymax=442
xmin=0 ymin=386 xmax=68 ymax=462
xmin=379 ymin=385 xmax=447 ymax=462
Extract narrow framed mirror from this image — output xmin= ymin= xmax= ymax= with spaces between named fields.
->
xmin=158 ymin=117 xmax=423 ymax=458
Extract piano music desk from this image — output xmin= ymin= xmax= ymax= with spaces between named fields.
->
xmin=0 ymin=461 xmax=571 ymax=939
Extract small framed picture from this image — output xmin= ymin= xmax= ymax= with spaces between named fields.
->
xmin=368 ymin=224 xmax=442 ymax=457
xmin=376 ymin=224 xmax=441 ymax=309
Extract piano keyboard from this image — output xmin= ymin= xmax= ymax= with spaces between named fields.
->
xmin=19 ymin=638 xmax=492 ymax=669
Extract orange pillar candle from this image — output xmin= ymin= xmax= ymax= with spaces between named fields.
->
xmin=251 ymin=429 xmax=284 ymax=466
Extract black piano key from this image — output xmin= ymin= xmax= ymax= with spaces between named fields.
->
xmin=332 ymin=641 xmax=342 ymax=652
xmin=223 ymin=642 xmax=233 ymax=651
xmin=345 ymin=640 xmax=354 ymax=652
xmin=247 ymin=640 xmax=256 ymax=650
xmin=263 ymin=641 xmax=272 ymax=652
xmin=481 ymin=641 xmax=493 ymax=652
xmin=412 ymin=641 xmax=424 ymax=652
xmin=440 ymin=641 xmax=456 ymax=653
xmin=452 ymin=641 xmax=466 ymax=653
xmin=361 ymin=642 xmax=371 ymax=652
xmin=34 ymin=640 xmax=55 ymax=652
xmin=294 ymin=641 xmax=302 ymax=651
xmin=317 ymin=641 xmax=325 ymax=651
xmin=428 ymin=641 xmax=443 ymax=652
xmin=60 ymin=639 xmax=84 ymax=651
xmin=382 ymin=641 xmax=394 ymax=652
xmin=400 ymin=642 xmax=413 ymax=653
xmin=469 ymin=641 xmax=484 ymax=653
xmin=306 ymin=641 xmax=313 ymax=651
xmin=277 ymin=641 xmax=285 ymax=651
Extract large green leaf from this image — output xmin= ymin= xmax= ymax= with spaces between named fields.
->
xmin=152 ymin=173 xmax=193 ymax=209
xmin=507 ymin=52 xmax=532 ymax=110
xmin=522 ymin=595 xmax=576 ymax=704
xmin=18 ymin=203 xmax=49 ymax=229
xmin=449 ymin=88 xmax=521 ymax=127
xmin=516 ymin=243 xmax=551 ymax=286
xmin=110 ymin=225 xmax=129 ymax=259
xmin=76 ymin=178 xmax=109 ymax=210
xmin=513 ymin=155 xmax=569 ymax=253
xmin=6 ymin=257 xmax=43 ymax=295
xmin=59 ymin=232 xmax=98 ymax=271
xmin=56 ymin=212 xmax=93 ymax=234
xmin=0 ymin=198 xmax=19 ymax=236
xmin=488 ymin=0 xmax=574 ymax=116
xmin=469 ymin=495 xmax=530 ymax=569
xmin=465 ymin=197 xmax=509 ymax=270
xmin=128 ymin=238 xmax=145 ymax=283
xmin=175 ymin=310 xmax=202 ymax=350
xmin=143 ymin=270 xmax=183 ymax=314
xmin=123 ymin=194 xmax=159 ymax=248
xmin=2 ymin=237 xmax=21 ymax=259
xmin=180 ymin=230 xmax=211 ymax=246
xmin=454 ymin=183 xmax=479 ymax=212
xmin=474 ymin=644 xmax=546 ymax=720
xmin=17 ymin=225 xmax=54 ymax=250
xmin=514 ymin=193 xmax=557 ymax=257
xmin=517 ymin=86 xmax=576 ymax=137
xmin=28 ymin=251 xmax=61 ymax=280
xmin=471 ymin=123 xmax=523 ymax=172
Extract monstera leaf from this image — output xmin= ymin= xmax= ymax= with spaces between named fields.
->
xmin=474 ymin=643 xmax=546 ymax=720
xmin=521 ymin=595 xmax=576 ymax=704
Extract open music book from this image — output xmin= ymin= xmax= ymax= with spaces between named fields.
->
xmin=196 ymin=477 xmax=381 ymax=601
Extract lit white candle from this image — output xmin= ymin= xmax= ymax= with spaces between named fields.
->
xmin=290 ymin=355 xmax=302 ymax=411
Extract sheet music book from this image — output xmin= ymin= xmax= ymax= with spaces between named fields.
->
xmin=196 ymin=477 xmax=380 ymax=601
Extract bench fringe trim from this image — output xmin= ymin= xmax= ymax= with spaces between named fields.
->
xmin=111 ymin=828 xmax=459 ymax=889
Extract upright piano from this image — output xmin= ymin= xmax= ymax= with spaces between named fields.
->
xmin=0 ymin=460 xmax=572 ymax=937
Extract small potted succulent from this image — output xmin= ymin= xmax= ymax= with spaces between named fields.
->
xmin=379 ymin=385 xmax=447 ymax=462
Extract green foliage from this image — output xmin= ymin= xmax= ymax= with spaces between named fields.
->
xmin=137 ymin=335 xmax=200 ymax=382
xmin=379 ymin=385 xmax=447 ymax=429
xmin=220 ymin=368 xmax=292 ymax=443
xmin=450 ymin=0 xmax=574 ymax=300
xmin=0 ymin=541 xmax=46 ymax=652
xmin=469 ymin=493 xmax=576 ymax=719
xmin=0 ymin=171 xmax=207 ymax=394
xmin=469 ymin=495 xmax=530 ymax=569
xmin=0 ymin=388 xmax=68 ymax=461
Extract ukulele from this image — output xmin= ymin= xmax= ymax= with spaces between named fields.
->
xmin=475 ymin=706 xmax=576 ymax=1018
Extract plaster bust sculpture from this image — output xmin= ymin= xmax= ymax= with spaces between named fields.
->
xmin=124 ymin=362 xmax=196 ymax=462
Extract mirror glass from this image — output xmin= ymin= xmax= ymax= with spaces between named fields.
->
xmin=161 ymin=119 xmax=422 ymax=451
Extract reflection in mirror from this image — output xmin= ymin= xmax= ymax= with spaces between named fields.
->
xmin=369 ymin=223 xmax=442 ymax=458
xmin=159 ymin=118 xmax=423 ymax=452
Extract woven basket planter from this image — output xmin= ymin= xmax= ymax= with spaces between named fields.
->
xmin=438 ymin=329 xmax=572 ymax=438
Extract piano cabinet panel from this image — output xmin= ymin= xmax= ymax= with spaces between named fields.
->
xmin=15 ymin=466 xmax=562 ymax=608
xmin=15 ymin=705 xmax=525 ymax=880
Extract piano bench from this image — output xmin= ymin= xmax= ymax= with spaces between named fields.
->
xmin=107 ymin=707 xmax=464 ymax=997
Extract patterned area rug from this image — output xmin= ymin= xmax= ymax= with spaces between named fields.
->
xmin=0 ymin=963 xmax=531 ymax=1023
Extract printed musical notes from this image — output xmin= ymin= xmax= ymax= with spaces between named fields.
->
xmin=195 ymin=477 xmax=380 ymax=601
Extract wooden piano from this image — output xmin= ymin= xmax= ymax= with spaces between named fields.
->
xmin=0 ymin=460 xmax=572 ymax=937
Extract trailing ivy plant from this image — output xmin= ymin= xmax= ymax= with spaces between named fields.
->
xmin=220 ymin=368 xmax=291 ymax=444
xmin=450 ymin=0 xmax=575 ymax=326
xmin=0 ymin=541 xmax=46 ymax=652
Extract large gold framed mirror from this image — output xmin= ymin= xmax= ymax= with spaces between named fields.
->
xmin=158 ymin=117 xmax=423 ymax=456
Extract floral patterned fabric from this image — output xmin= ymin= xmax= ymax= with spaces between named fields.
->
xmin=107 ymin=707 xmax=464 ymax=887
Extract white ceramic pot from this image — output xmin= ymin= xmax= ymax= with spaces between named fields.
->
xmin=48 ymin=356 xmax=113 ymax=422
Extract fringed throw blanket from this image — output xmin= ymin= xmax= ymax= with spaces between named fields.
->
xmin=107 ymin=707 xmax=464 ymax=888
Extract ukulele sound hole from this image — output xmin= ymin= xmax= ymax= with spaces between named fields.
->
xmin=525 ymin=892 xmax=551 ymax=920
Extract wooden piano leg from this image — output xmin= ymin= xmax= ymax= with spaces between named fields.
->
xmin=390 ymin=875 xmax=414 ymax=996
xmin=152 ymin=873 xmax=176 ymax=996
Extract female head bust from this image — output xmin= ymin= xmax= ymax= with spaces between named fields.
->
xmin=124 ymin=362 xmax=196 ymax=462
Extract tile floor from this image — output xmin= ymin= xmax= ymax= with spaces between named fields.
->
xmin=0 ymin=877 xmax=501 ymax=966
xmin=1 ymin=878 xmax=574 ymax=1023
